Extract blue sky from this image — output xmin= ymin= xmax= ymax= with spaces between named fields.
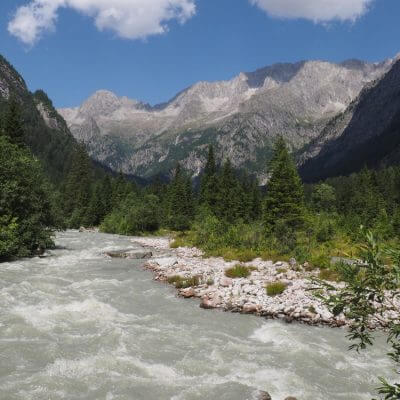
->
xmin=0 ymin=0 xmax=399 ymax=108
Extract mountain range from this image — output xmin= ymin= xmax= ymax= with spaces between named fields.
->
xmin=59 ymin=56 xmax=398 ymax=182
xmin=2 ymin=52 xmax=400 ymax=184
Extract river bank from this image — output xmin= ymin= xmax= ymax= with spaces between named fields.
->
xmin=132 ymin=236 xmax=399 ymax=329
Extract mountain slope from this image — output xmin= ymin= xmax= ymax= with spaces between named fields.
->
xmin=299 ymin=58 xmax=400 ymax=182
xmin=0 ymin=55 xmax=79 ymax=181
xmin=59 ymin=57 xmax=395 ymax=181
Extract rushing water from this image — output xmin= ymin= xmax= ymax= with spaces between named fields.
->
xmin=0 ymin=231 xmax=395 ymax=400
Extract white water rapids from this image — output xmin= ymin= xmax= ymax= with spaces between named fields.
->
xmin=0 ymin=231 xmax=395 ymax=399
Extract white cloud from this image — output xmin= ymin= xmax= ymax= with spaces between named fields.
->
xmin=8 ymin=0 xmax=196 ymax=45
xmin=250 ymin=0 xmax=373 ymax=22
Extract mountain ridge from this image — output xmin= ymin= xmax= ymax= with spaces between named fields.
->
xmin=59 ymin=55 xmax=398 ymax=180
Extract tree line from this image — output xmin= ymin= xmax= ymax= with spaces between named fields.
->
xmin=3 ymin=96 xmax=400 ymax=264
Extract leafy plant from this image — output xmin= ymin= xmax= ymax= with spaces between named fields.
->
xmin=313 ymin=229 xmax=400 ymax=399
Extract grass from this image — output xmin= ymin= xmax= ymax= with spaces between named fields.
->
xmin=167 ymin=275 xmax=200 ymax=288
xmin=276 ymin=267 xmax=288 ymax=274
xmin=205 ymin=247 xmax=259 ymax=262
xmin=319 ymin=268 xmax=341 ymax=282
xmin=266 ymin=281 xmax=287 ymax=296
xmin=170 ymin=236 xmax=188 ymax=249
xmin=225 ymin=264 xmax=252 ymax=279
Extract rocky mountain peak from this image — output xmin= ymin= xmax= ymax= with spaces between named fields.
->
xmin=59 ymin=55 xmax=396 ymax=179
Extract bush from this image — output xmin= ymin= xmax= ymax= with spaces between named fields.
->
xmin=0 ymin=136 xmax=56 ymax=261
xmin=316 ymin=222 xmax=336 ymax=243
xmin=225 ymin=264 xmax=251 ymax=278
xmin=266 ymin=281 xmax=287 ymax=296
xmin=167 ymin=275 xmax=200 ymax=288
xmin=100 ymin=194 xmax=160 ymax=235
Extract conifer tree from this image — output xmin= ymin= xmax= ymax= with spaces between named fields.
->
xmin=63 ymin=143 xmax=93 ymax=227
xmin=166 ymin=164 xmax=194 ymax=231
xmin=3 ymin=98 xmax=25 ymax=148
xmin=217 ymin=159 xmax=241 ymax=222
xmin=199 ymin=145 xmax=219 ymax=209
xmin=263 ymin=137 xmax=305 ymax=228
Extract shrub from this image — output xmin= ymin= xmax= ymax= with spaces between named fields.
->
xmin=310 ymin=253 xmax=330 ymax=269
xmin=167 ymin=275 xmax=200 ymax=288
xmin=316 ymin=222 xmax=336 ymax=243
xmin=225 ymin=264 xmax=251 ymax=278
xmin=266 ymin=281 xmax=287 ymax=296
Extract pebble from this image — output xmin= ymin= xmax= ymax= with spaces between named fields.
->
xmin=132 ymin=236 xmax=398 ymax=329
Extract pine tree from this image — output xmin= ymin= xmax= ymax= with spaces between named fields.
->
xmin=63 ymin=143 xmax=93 ymax=227
xmin=3 ymin=98 xmax=25 ymax=148
xmin=216 ymin=159 xmax=241 ymax=222
xmin=263 ymin=137 xmax=305 ymax=228
xmin=166 ymin=164 xmax=194 ymax=231
xmin=199 ymin=145 xmax=219 ymax=209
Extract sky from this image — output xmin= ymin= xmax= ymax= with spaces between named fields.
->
xmin=0 ymin=0 xmax=399 ymax=108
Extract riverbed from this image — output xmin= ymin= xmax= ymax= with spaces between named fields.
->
xmin=0 ymin=231 xmax=394 ymax=399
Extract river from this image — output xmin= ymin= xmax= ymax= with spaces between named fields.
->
xmin=0 ymin=230 xmax=394 ymax=400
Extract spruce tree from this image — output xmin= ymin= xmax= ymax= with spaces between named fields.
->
xmin=200 ymin=145 xmax=219 ymax=209
xmin=63 ymin=143 xmax=93 ymax=227
xmin=4 ymin=98 xmax=25 ymax=148
xmin=264 ymin=137 xmax=305 ymax=228
xmin=217 ymin=159 xmax=241 ymax=222
xmin=166 ymin=164 xmax=194 ymax=231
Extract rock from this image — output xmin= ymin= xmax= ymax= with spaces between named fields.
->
xmin=200 ymin=297 xmax=215 ymax=309
xmin=242 ymin=304 xmax=260 ymax=314
xmin=274 ymin=262 xmax=284 ymax=267
xmin=289 ymin=258 xmax=297 ymax=267
xmin=284 ymin=397 xmax=298 ymax=400
xmin=180 ymin=288 xmax=195 ymax=298
xmin=220 ymin=277 xmax=233 ymax=287
xmin=257 ymin=391 xmax=272 ymax=400
xmin=200 ymin=296 xmax=221 ymax=309
xmin=106 ymin=249 xmax=153 ymax=259
xmin=152 ymin=257 xmax=178 ymax=269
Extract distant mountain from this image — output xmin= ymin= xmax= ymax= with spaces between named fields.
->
xmin=299 ymin=57 xmax=400 ymax=182
xmin=0 ymin=55 xmax=79 ymax=181
xmin=59 ymin=57 xmax=396 ymax=181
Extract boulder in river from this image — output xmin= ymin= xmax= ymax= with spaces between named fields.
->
xmin=180 ymin=288 xmax=196 ymax=298
xmin=105 ymin=249 xmax=153 ymax=259
xmin=257 ymin=391 xmax=272 ymax=400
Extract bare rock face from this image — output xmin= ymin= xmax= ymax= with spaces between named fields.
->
xmin=300 ymin=56 xmax=400 ymax=181
xmin=58 ymin=57 xmax=394 ymax=181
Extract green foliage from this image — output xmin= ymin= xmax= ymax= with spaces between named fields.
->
xmin=100 ymin=193 xmax=160 ymax=236
xmin=165 ymin=164 xmax=194 ymax=231
xmin=264 ymin=137 xmax=305 ymax=228
xmin=314 ymin=230 xmax=400 ymax=399
xmin=3 ymin=98 xmax=25 ymax=148
xmin=167 ymin=275 xmax=200 ymax=288
xmin=312 ymin=183 xmax=337 ymax=212
xmin=266 ymin=282 xmax=287 ymax=296
xmin=318 ymin=268 xmax=341 ymax=282
xmin=0 ymin=136 xmax=57 ymax=260
xmin=225 ymin=264 xmax=251 ymax=279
